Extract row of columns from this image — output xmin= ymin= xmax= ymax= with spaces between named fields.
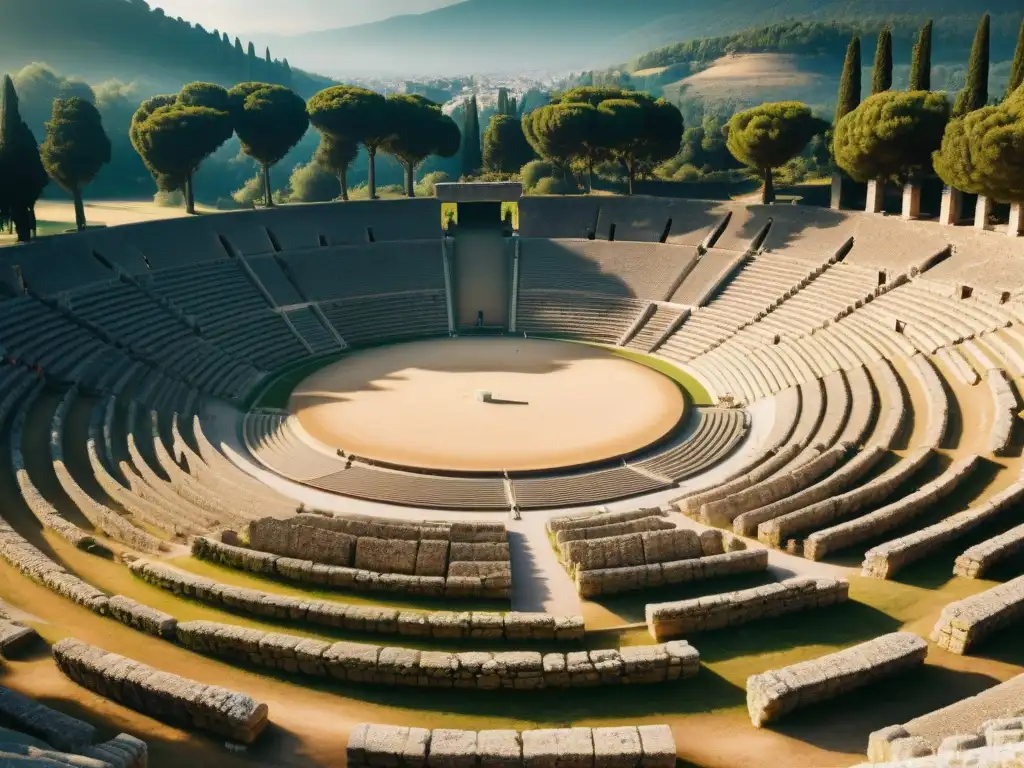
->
xmin=831 ymin=174 xmax=1023 ymax=237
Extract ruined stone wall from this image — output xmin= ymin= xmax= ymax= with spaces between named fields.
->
xmin=746 ymin=632 xmax=927 ymax=727
xmin=53 ymin=637 xmax=269 ymax=745
xmin=175 ymin=620 xmax=700 ymax=690
xmin=931 ymin=575 xmax=1024 ymax=655
xmin=646 ymin=576 xmax=849 ymax=641
xmin=347 ymin=723 xmax=677 ymax=768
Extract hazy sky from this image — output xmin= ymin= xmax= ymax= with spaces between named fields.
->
xmin=154 ymin=0 xmax=461 ymax=35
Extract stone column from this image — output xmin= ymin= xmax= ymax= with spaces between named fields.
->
xmin=975 ymin=195 xmax=992 ymax=230
xmin=901 ymin=184 xmax=921 ymax=220
xmin=830 ymin=173 xmax=843 ymax=210
xmin=1008 ymin=202 xmax=1024 ymax=237
xmin=865 ymin=180 xmax=884 ymax=213
xmin=939 ymin=187 xmax=962 ymax=226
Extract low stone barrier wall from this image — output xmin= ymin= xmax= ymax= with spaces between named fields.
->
xmin=741 ymin=446 xmax=887 ymax=539
xmin=175 ymin=620 xmax=700 ymax=689
xmin=0 ymin=522 xmax=109 ymax=613
xmin=296 ymin=511 xmax=507 ymax=543
xmin=805 ymin=455 xmax=980 ymax=561
xmin=555 ymin=516 xmax=675 ymax=545
xmin=0 ymin=732 xmax=150 ymax=768
xmin=577 ymin=549 xmax=768 ymax=598
xmin=53 ymin=637 xmax=269 ymax=745
xmin=931 ymin=575 xmax=1024 ymax=655
xmin=955 ymin=521 xmax=1024 ymax=579
xmin=547 ymin=508 xmax=666 ymax=534
xmin=0 ymin=683 xmax=97 ymax=752
xmin=106 ymin=595 xmax=177 ymax=639
xmin=562 ymin=529 xmax=703 ymax=571
xmin=130 ymin=560 xmax=584 ymax=641
xmin=862 ymin=480 xmax=1024 ymax=579
xmin=868 ymin=673 xmax=1024 ymax=762
xmin=986 ymin=369 xmax=1019 ymax=456
xmin=347 ymin=723 xmax=676 ymax=768
xmin=755 ymin=448 xmax=934 ymax=552
xmin=700 ymin=444 xmax=852 ymax=528
xmin=677 ymin=445 xmax=802 ymax=517
xmin=909 ymin=354 xmax=950 ymax=448
xmin=192 ymin=536 xmax=510 ymax=599
xmin=645 ymin=576 xmax=849 ymax=641
xmin=746 ymin=632 xmax=927 ymax=727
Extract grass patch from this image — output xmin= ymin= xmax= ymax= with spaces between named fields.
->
xmin=604 ymin=346 xmax=712 ymax=405
xmin=246 ymin=352 xmax=347 ymax=410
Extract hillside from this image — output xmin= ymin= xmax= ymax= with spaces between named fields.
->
xmin=0 ymin=0 xmax=334 ymax=98
xmin=275 ymin=0 xmax=1024 ymax=76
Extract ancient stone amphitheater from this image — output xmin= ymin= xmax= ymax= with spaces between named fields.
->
xmin=0 ymin=194 xmax=1022 ymax=768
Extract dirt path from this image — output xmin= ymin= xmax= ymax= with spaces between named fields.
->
xmin=507 ymin=515 xmax=582 ymax=615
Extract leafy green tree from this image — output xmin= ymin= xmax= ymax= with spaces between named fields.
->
xmin=726 ymin=101 xmax=825 ymax=203
xmin=228 ymin=82 xmax=309 ymax=207
xmin=835 ymin=37 xmax=862 ymax=128
xmin=934 ymin=89 xmax=1024 ymax=202
xmin=314 ymin=133 xmax=359 ymax=201
xmin=286 ymin=160 xmax=338 ymax=203
xmin=953 ymin=14 xmax=990 ymax=117
xmin=871 ymin=27 xmax=893 ymax=95
xmin=0 ymin=76 xmax=48 ymax=241
xmin=482 ymin=113 xmax=536 ymax=174
xmin=835 ymin=90 xmax=949 ymax=184
xmin=178 ymin=82 xmax=230 ymax=112
xmin=909 ymin=21 xmax=933 ymax=91
xmin=130 ymin=102 xmax=233 ymax=214
xmin=40 ymin=98 xmax=111 ymax=231
xmin=525 ymin=102 xmax=612 ymax=193
xmin=308 ymin=85 xmax=391 ymax=200
xmin=461 ymin=95 xmax=482 ymax=177
xmin=381 ymin=94 xmax=460 ymax=197
xmin=599 ymin=97 xmax=682 ymax=194
xmin=1009 ymin=19 xmax=1024 ymax=99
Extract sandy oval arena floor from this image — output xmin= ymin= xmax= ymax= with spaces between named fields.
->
xmin=289 ymin=337 xmax=686 ymax=473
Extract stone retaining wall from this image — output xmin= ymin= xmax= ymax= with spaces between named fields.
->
xmin=296 ymin=512 xmax=507 ymax=543
xmin=555 ymin=516 xmax=675 ymax=545
xmin=347 ymin=723 xmax=676 ymax=768
xmin=862 ymin=479 xmax=1024 ymax=579
xmin=53 ymin=637 xmax=269 ymax=745
xmin=175 ymin=620 xmax=700 ymax=689
xmin=758 ymin=447 xmax=934 ymax=555
xmin=105 ymin=595 xmax=177 ymax=639
xmin=931 ymin=575 xmax=1024 ymax=655
xmin=746 ymin=632 xmax=927 ymax=727
xmin=805 ymin=454 xmax=980 ymax=561
xmin=191 ymin=536 xmax=510 ymax=599
xmin=868 ymin=673 xmax=1024 ymax=762
xmin=955 ymin=521 xmax=1024 ymax=578
xmin=700 ymin=444 xmax=852 ymax=528
xmin=562 ymin=529 xmax=703 ymax=571
xmin=577 ymin=549 xmax=768 ymax=598
xmin=741 ymin=445 xmax=887 ymax=539
xmin=130 ymin=560 xmax=584 ymax=641
xmin=646 ymin=576 xmax=849 ymax=642
xmin=986 ymin=369 xmax=1019 ymax=456
xmin=547 ymin=508 xmax=666 ymax=534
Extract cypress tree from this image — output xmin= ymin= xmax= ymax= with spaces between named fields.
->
xmin=909 ymin=20 xmax=933 ymax=91
xmin=247 ymin=42 xmax=257 ymax=81
xmin=497 ymin=88 xmax=508 ymax=116
xmin=835 ymin=37 xmax=862 ymax=126
xmin=0 ymin=76 xmax=49 ymax=242
xmin=1007 ymin=17 xmax=1024 ymax=98
xmin=461 ymin=96 xmax=482 ymax=177
xmin=953 ymin=13 xmax=990 ymax=117
xmin=871 ymin=27 xmax=893 ymax=95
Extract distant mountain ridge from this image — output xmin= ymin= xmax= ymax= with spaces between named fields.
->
xmin=276 ymin=0 xmax=1024 ymax=76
